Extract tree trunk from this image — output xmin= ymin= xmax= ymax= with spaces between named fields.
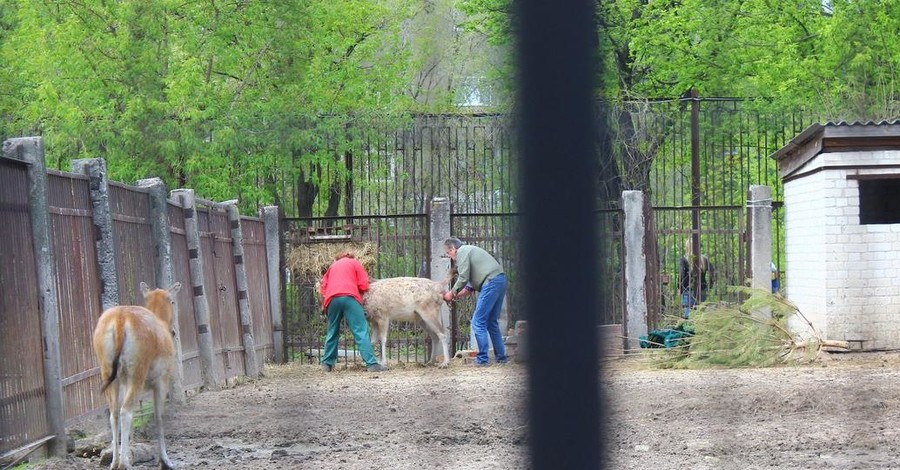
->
xmin=596 ymin=104 xmax=623 ymax=207
xmin=296 ymin=153 xmax=346 ymax=221
xmin=296 ymin=166 xmax=317 ymax=218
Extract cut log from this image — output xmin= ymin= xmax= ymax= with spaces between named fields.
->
xmin=793 ymin=339 xmax=850 ymax=350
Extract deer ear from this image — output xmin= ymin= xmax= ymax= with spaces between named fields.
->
xmin=140 ymin=282 xmax=151 ymax=297
xmin=168 ymin=282 xmax=182 ymax=295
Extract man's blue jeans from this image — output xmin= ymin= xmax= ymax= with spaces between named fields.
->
xmin=471 ymin=274 xmax=508 ymax=364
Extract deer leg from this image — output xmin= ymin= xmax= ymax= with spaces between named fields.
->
xmin=118 ymin=382 xmax=138 ymax=470
xmin=153 ymin=380 xmax=175 ymax=470
xmin=106 ymin=385 xmax=121 ymax=470
xmin=382 ymin=320 xmax=391 ymax=365
xmin=418 ymin=308 xmax=451 ymax=368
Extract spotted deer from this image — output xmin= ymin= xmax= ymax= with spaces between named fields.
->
xmin=362 ymin=276 xmax=453 ymax=368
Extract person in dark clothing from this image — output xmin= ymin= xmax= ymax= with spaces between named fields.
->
xmin=679 ymin=239 xmax=714 ymax=319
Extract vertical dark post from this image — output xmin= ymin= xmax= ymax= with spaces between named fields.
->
xmin=170 ymin=188 xmax=220 ymax=389
xmin=137 ymin=177 xmax=185 ymax=403
xmin=226 ymin=202 xmax=260 ymax=377
xmin=690 ymin=89 xmax=702 ymax=301
xmin=344 ymin=121 xmax=354 ymax=220
xmin=517 ymin=0 xmax=602 ymax=468
xmin=344 ymin=151 xmax=353 ymax=217
xmin=71 ymin=158 xmax=119 ymax=311
xmin=3 ymin=137 xmax=67 ymax=457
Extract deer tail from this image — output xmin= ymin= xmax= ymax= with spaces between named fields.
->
xmin=100 ymin=316 xmax=126 ymax=393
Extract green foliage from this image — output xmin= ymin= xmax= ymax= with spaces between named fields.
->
xmin=462 ymin=0 xmax=900 ymax=121
xmin=2 ymin=0 xmax=898 ymax=216
xmin=131 ymin=400 xmax=155 ymax=433
xmin=648 ymin=286 xmax=813 ymax=369
xmin=0 ymin=0 xmax=416 ymax=211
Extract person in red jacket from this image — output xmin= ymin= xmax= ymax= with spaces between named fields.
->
xmin=319 ymin=251 xmax=388 ymax=372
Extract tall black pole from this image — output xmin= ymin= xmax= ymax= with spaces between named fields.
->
xmin=690 ymin=89 xmax=702 ymax=300
xmin=517 ymin=0 xmax=603 ymax=468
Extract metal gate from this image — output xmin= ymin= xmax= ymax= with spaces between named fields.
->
xmin=281 ymin=214 xmax=436 ymax=365
xmin=653 ymin=205 xmax=748 ymax=323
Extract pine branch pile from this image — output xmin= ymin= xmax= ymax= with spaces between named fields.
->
xmin=646 ymin=286 xmax=847 ymax=369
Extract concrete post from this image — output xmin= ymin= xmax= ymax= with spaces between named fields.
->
xmin=137 ymin=177 xmax=185 ymax=403
xmin=2 ymin=137 xmax=67 ymax=456
xmin=428 ymin=197 xmax=453 ymax=362
xmin=748 ymin=185 xmax=773 ymax=319
xmin=261 ymin=206 xmax=284 ymax=363
xmin=70 ymin=158 xmax=119 ymax=311
xmin=622 ymin=190 xmax=649 ymax=351
xmin=226 ymin=202 xmax=260 ymax=377
xmin=170 ymin=189 xmax=220 ymax=389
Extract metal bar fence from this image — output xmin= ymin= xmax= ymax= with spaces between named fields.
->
xmin=274 ymin=102 xmax=808 ymax=220
xmin=278 ymin=114 xmax=517 ymax=218
xmin=597 ymin=209 xmax=626 ymax=326
xmin=653 ymin=206 xmax=747 ymax=323
xmin=449 ymin=212 xmax=522 ymax=351
xmin=281 ymin=214 xmax=430 ymax=365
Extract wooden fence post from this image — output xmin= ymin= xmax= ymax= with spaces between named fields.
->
xmin=71 ymin=158 xmax=119 ymax=311
xmin=261 ymin=206 xmax=284 ymax=363
xmin=170 ymin=189 xmax=220 ymax=389
xmin=225 ymin=202 xmax=260 ymax=377
xmin=138 ymin=177 xmax=186 ymax=402
xmin=2 ymin=137 xmax=67 ymax=457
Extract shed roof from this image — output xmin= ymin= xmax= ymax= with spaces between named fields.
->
xmin=771 ymin=120 xmax=900 ymax=179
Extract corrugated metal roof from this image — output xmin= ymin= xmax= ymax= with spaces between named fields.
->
xmin=823 ymin=119 xmax=900 ymax=127
xmin=771 ymin=120 xmax=900 ymax=179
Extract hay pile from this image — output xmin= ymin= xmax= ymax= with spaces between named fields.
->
xmin=285 ymin=242 xmax=378 ymax=281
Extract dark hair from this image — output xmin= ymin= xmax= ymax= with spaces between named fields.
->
xmin=443 ymin=237 xmax=464 ymax=249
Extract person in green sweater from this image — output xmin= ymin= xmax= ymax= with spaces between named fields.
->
xmin=442 ymin=237 xmax=508 ymax=366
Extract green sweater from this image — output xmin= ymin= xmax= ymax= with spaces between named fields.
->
xmin=451 ymin=245 xmax=504 ymax=294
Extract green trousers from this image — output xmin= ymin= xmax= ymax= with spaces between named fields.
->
xmin=321 ymin=296 xmax=378 ymax=367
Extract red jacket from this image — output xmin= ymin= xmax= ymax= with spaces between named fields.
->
xmin=320 ymin=257 xmax=370 ymax=309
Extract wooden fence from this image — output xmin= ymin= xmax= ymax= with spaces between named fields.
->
xmin=0 ymin=137 xmax=283 ymax=462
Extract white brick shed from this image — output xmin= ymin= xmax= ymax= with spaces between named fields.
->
xmin=772 ymin=121 xmax=900 ymax=349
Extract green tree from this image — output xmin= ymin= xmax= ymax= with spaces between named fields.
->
xmin=0 ymin=0 xmax=416 ymax=215
xmin=460 ymin=0 xmax=900 ymax=200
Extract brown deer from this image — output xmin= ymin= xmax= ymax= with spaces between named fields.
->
xmin=92 ymin=282 xmax=181 ymax=469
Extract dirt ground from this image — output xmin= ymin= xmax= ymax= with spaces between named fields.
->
xmin=22 ymin=351 xmax=900 ymax=469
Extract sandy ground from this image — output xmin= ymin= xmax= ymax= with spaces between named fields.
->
xmin=22 ymin=352 xmax=900 ymax=469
